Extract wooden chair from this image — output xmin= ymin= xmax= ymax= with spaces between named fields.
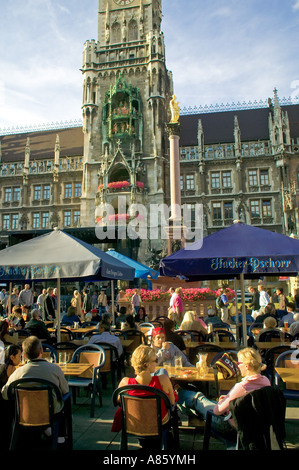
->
xmin=275 ymin=349 xmax=299 ymax=400
xmin=264 ymin=345 xmax=292 ymax=385
xmin=42 ymin=343 xmax=58 ymax=362
xmin=112 ymin=385 xmax=179 ymax=451
xmin=68 ymin=344 xmax=106 ymax=417
xmin=92 ymin=341 xmax=123 ymax=389
xmin=123 ymin=329 xmax=146 ymax=357
xmin=56 ymin=327 xmax=75 ymax=342
xmin=54 ymin=342 xmax=78 ymax=363
xmin=188 ymin=343 xmax=225 ymax=367
xmin=176 ymin=329 xmax=206 ymax=342
xmin=7 ymin=378 xmax=73 ymax=450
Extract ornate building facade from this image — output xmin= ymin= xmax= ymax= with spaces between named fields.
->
xmin=0 ymin=0 xmax=299 ymax=269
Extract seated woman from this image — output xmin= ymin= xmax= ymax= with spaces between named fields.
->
xmin=0 ymin=344 xmax=22 ymax=449
xmin=151 ymin=327 xmax=194 ymax=368
xmin=179 ymin=311 xmax=208 ymax=336
xmin=0 ymin=344 xmax=22 ymax=387
xmin=61 ymin=306 xmax=82 ymax=326
xmin=177 ymin=347 xmax=269 ymax=438
xmin=135 ymin=306 xmax=149 ymax=323
xmin=112 ymin=344 xmax=178 ymax=445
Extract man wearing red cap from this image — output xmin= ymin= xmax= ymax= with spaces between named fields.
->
xmin=151 ymin=327 xmax=193 ymax=368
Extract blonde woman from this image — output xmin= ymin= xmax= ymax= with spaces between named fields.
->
xmin=177 ymin=347 xmax=269 ymax=436
xmin=72 ymin=290 xmax=83 ymax=320
xmin=112 ymin=345 xmax=177 ymax=433
xmin=179 ymin=311 xmax=208 ymax=335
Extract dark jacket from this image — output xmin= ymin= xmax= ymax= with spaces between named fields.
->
xmin=44 ymin=294 xmax=56 ymax=319
xmin=25 ymin=318 xmax=52 ymax=342
xmin=249 ymin=291 xmax=260 ymax=310
xmin=230 ymin=386 xmax=286 ymax=450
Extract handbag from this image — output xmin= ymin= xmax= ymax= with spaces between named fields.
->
xmin=215 ymin=352 xmax=240 ymax=379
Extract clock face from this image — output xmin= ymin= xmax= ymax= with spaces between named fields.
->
xmin=114 ymin=0 xmax=134 ymax=5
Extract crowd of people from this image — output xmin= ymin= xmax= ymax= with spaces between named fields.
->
xmin=0 ymin=280 xmax=298 ymax=450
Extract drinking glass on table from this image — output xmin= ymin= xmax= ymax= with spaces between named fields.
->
xmin=174 ymin=355 xmax=182 ymax=370
xmin=59 ymin=352 xmax=67 ymax=365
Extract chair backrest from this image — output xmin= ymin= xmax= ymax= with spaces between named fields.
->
xmin=275 ymin=349 xmax=299 ymax=368
xmin=176 ymin=330 xmax=206 ymax=342
xmin=42 ymin=343 xmax=58 ymax=362
xmin=206 ymin=330 xmax=235 ymax=343
xmin=123 ymin=329 xmax=146 ymax=353
xmin=92 ymin=341 xmax=119 ymax=372
xmin=71 ymin=344 xmax=106 ymax=378
xmin=83 ymin=329 xmax=100 ymax=338
xmin=54 ymin=342 xmax=78 ymax=363
xmin=265 ymin=346 xmax=292 ymax=369
xmin=81 ymin=321 xmax=98 ymax=328
xmin=112 ymin=385 xmax=171 ymax=439
xmin=211 ymin=322 xmax=231 ymax=331
xmin=229 ymin=386 xmax=286 ymax=450
xmin=189 ymin=344 xmax=225 ymax=366
xmin=7 ymin=378 xmax=62 ymax=428
xmin=56 ymin=328 xmax=75 ymax=342
xmin=154 ymin=316 xmax=168 ymax=323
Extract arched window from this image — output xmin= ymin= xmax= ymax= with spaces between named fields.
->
xmin=128 ymin=20 xmax=138 ymax=41
xmin=111 ymin=22 xmax=121 ymax=44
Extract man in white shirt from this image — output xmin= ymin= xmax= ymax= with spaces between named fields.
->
xmin=88 ymin=322 xmax=123 ymax=359
xmin=258 ymin=284 xmax=270 ymax=314
xmin=18 ymin=284 xmax=34 ymax=310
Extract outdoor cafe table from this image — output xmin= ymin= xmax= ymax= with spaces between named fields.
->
xmin=58 ymin=363 xmax=93 ymax=377
xmin=275 ymin=367 xmax=299 ymax=390
xmin=185 ymin=341 xmax=238 ymax=356
xmin=157 ymin=365 xmax=238 ymax=397
xmin=255 ymin=341 xmax=292 ymax=350
xmin=71 ymin=338 xmax=134 ymax=348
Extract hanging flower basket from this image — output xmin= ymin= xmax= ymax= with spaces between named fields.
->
xmin=108 ymin=181 xmax=130 ymax=190
xmin=108 ymin=213 xmax=130 ymax=222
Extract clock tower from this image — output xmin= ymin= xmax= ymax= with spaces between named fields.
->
xmin=80 ymin=0 xmax=173 ymax=261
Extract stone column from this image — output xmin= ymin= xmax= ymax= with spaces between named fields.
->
xmin=168 ymin=122 xmax=181 ymax=222
xmin=166 ymin=120 xmax=185 ymax=255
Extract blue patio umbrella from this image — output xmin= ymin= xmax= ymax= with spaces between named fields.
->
xmin=0 ymin=229 xmax=135 ymax=340
xmin=159 ymin=221 xmax=299 ymax=345
xmin=106 ymin=249 xmax=159 ymax=280
xmin=105 ymin=249 xmax=159 ymax=321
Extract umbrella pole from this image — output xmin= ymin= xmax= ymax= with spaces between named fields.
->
xmin=8 ymin=282 xmax=12 ymax=317
xmin=234 ymin=278 xmax=240 ymax=346
xmin=240 ymin=274 xmax=247 ymax=347
xmin=57 ymin=278 xmax=61 ymax=343
xmin=111 ymin=280 xmax=115 ymax=325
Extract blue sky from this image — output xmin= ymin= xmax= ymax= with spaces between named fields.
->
xmin=0 ymin=0 xmax=299 ymax=129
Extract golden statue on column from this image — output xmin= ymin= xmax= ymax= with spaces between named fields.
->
xmin=169 ymin=94 xmax=180 ymax=123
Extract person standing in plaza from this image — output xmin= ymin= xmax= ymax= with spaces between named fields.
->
xmin=18 ymin=284 xmax=34 ymax=311
xmin=170 ymin=287 xmax=184 ymax=326
xmin=131 ymin=289 xmax=141 ymax=317
xmin=247 ymin=286 xmax=260 ymax=319
xmin=258 ymin=284 xmax=270 ymax=314
xmin=37 ymin=288 xmax=47 ymax=320
xmin=82 ymin=288 xmax=92 ymax=318
xmin=98 ymin=289 xmax=108 ymax=316
xmin=44 ymin=287 xmax=56 ymax=321
xmin=217 ymin=288 xmax=229 ymax=324
xmin=276 ymin=287 xmax=287 ymax=319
